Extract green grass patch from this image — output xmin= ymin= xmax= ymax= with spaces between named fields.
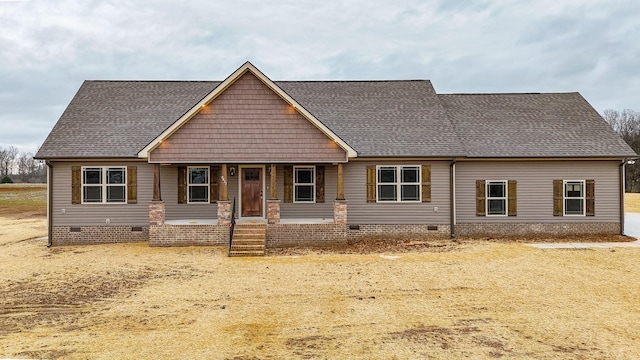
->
xmin=0 ymin=184 xmax=46 ymax=216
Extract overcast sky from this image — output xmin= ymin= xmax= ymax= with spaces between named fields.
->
xmin=1 ymin=0 xmax=638 ymax=153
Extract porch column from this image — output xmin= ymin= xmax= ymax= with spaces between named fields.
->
xmin=336 ymin=163 xmax=345 ymax=200
xmin=149 ymin=201 xmax=165 ymax=226
xmin=267 ymin=164 xmax=281 ymax=224
xmin=220 ymin=164 xmax=228 ymax=201
xmin=334 ymin=163 xmax=347 ymax=224
xmin=153 ymin=163 xmax=162 ymax=201
xmin=333 ymin=200 xmax=347 ymax=224
xmin=270 ymin=164 xmax=277 ymax=199
xmin=217 ymin=164 xmax=231 ymax=225
xmin=150 ymin=163 xmax=165 ymax=226
xmin=217 ymin=201 xmax=232 ymax=226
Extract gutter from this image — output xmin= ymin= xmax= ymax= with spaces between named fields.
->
xmin=450 ymin=159 xmax=456 ymax=239
xmin=620 ymin=159 xmax=627 ymax=236
xmin=45 ymin=161 xmax=53 ymax=247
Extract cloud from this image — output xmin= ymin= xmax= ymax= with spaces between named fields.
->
xmin=0 ymin=0 xmax=638 ymax=151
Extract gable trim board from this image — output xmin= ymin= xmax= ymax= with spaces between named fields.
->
xmin=35 ymin=62 xmax=637 ymax=246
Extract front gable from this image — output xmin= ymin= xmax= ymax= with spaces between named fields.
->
xmin=144 ymin=62 xmax=356 ymax=163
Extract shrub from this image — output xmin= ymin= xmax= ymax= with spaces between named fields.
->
xmin=0 ymin=176 xmax=13 ymax=184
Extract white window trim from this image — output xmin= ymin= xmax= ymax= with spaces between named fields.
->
xmin=293 ymin=165 xmax=316 ymax=203
xmin=81 ymin=166 xmax=127 ymax=204
xmin=375 ymin=165 xmax=421 ymax=203
xmin=485 ymin=180 xmax=507 ymax=217
xmin=563 ymin=180 xmax=585 ymax=216
xmin=187 ymin=166 xmax=209 ymax=204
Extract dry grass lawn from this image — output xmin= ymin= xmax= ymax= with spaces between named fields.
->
xmin=1 ymin=185 xmax=640 ymax=359
xmin=625 ymin=192 xmax=640 ymax=213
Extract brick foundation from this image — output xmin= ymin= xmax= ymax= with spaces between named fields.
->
xmin=266 ymin=223 xmax=450 ymax=248
xmin=149 ymin=224 xmax=230 ymax=247
xmin=348 ymin=224 xmax=450 ymax=242
xmin=51 ymin=226 xmax=149 ymax=246
xmin=51 ymin=221 xmax=620 ymax=248
xmin=266 ymin=223 xmax=348 ymax=247
xmin=456 ymin=222 xmax=620 ymax=237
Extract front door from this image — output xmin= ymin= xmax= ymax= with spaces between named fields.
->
xmin=241 ymin=168 xmax=262 ymax=217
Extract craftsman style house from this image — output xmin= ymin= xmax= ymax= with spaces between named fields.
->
xmin=36 ymin=62 xmax=636 ymax=252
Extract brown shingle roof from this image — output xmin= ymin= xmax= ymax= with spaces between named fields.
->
xmin=36 ymin=81 xmax=219 ymax=158
xmin=36 ymin=79 xmax=636 ymax=159
xmin=439 ymin=92 xmax=637 ymax=158
xmin=278 ymin=80 xmax=465 ymax=157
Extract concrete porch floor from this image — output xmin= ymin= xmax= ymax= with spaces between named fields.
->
xmin=163 ymin=218 xmax=335 ymax=225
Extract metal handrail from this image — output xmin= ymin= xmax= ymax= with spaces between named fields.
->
xmin=228 ymin=196 xmax=237 ymax=256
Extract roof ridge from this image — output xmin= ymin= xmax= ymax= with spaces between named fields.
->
xmin=275 ymin=79 xmax=431 ymax=83
xmin=84 ymin=80 xmax=220 ymax=83
xmin=82 ymin=79 xmax=432 ymax=84
xmin=439 ymin=92 xmax=580 ymax=96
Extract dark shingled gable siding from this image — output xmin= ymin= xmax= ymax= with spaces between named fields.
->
xmin=149 ymin=72 xmax=347 ymax=163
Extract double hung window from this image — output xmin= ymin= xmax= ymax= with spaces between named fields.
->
xmin=377 ymin=166 xmax=420 ymax=202
xmin=564 ymin=180 xmax=584 ymax=215
xmin=294 ymin=166 xmax=315 ymax=202
xmin=188 ymin=167 xmax=209 ymax=203
xmin=82 ymin=167 xmax=126 ymax=203
xmin=486 ymin=181 xmax=507 ymax=216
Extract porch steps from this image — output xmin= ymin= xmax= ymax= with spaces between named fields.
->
xmin=229 ymin=224 xmax=267 ymax=257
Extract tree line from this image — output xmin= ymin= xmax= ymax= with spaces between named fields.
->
xmin=0 ymin=146 xmax=46 ymax=183
xmin=603 ymin=109 xmax=640 ymax=192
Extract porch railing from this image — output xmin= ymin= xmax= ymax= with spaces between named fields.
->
xmin=228 ymin=196 xmax=237 ymax=256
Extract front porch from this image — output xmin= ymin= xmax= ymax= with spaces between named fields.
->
xmin=147 ymin=163 xmax=349 ymax=248
xmin=163 ymin=218 xmax=335 ymax=225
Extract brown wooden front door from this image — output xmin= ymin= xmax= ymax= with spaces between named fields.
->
xmin=241 ymin=168 xmax=262 ymax=217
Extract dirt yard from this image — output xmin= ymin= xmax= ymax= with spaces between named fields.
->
xmin=1 ymin=185 xmax=640 ymax=359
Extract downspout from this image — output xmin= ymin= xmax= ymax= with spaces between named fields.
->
xmin=620 ymin=159 xmax=626 ymax=236
xmin=46 ymin=161 xmax=53 ymax=247
xmin=450 ymin=159 xmax=456 ymax=239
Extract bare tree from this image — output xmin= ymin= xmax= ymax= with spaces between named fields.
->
xmin=0 ymin=146 xmax=46 ymax=183
xmin=604 ymin=109 xmax=640 ymax=192
xmin=0 ymin=146 xmax=18 ymax=178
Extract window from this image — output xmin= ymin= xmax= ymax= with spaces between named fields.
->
xmin=377 ymin=166 xmax=420 ymax=202
xmin=82 ymin=167 xmax=126 ymax=203
xmin=188 ymin=167 xmax=209 ymax=203
xmin=564 ymin=180 xmax=584 ymax=215
xmin=294 ymin=166 xmax=315 ymax=202
xmin=486 ymin=181 xmax=507 ymax=216
xmin=476 ymin=179 xmax=516 ymax=216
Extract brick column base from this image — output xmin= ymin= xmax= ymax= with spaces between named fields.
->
xmin=217 ymin=200 xmax=232 ymax=226
xmin=267 ymin=200 xmax=281 ymax=224
xmin=149 ymin=201 xmax=165 ymax=226
xmin=333 ymin=200 xmax=347 ymax=224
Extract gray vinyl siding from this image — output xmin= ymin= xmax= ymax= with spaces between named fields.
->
xmin=344 ymin=161 xmax=451 ymax=224
xmin=455 ymin=160 xmax=621 ymax=223
xmin=278 ymin=164 xmax=336 ymax=219
xmin=51 ymin=161 xmax=151 ymax=226
xmin=163 ymin=164 xmax=336 ymax=220
xmin=160 ymin=165 xmax=223 ymax=221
